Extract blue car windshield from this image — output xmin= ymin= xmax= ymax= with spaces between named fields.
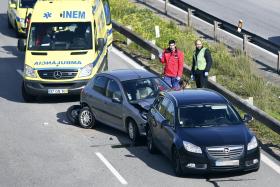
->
xmin=19 ymin=0 xmax=37 ymax=8
xmin=179 ymin=104 xmax=242 ymax=127
xmin=122 ymin=78 xmax=170 ymax=102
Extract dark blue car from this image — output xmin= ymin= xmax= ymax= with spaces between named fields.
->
xmin=147 ymin=89 xmax=260 ymax=176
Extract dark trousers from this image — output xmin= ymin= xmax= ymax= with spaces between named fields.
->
xmin=194 ymin=70 xmax=207 ymax=88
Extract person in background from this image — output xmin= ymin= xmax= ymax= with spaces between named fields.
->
xmin=159 ymin=40 xmax=184 ymax=90
xmin=191 ymin=39 xmax=212 ymax=88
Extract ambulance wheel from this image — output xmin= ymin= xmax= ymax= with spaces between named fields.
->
xmin=22 ymin=82 xmax=36 ymax=102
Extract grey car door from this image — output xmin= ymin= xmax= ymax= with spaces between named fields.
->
xmin=102 ymin=78 xmax=124 ymax=130
xmin=89 ymin=75 xmax=109 ymax=122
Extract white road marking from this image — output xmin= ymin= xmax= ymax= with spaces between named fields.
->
xmin=16 ymin=69 xmax=24 ymax=77
xmin=95 ymin=152 xmax=128 ymax=185
xmin=111 ymin=47 xmax=144 ymax=70
xmin=261 ymin=153 xmax=280 ymax=175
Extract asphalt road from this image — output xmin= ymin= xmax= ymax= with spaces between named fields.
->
xmin=0 ymin=0 xmax=280 ymax=186
xmin=175 ymin=0 xmax=280 ymax=46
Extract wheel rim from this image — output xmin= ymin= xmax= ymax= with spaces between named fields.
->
xmin=128 ymin=122 xmax=134 ymax=140
xmin=80 ymin=110 xmax=92 ymax=127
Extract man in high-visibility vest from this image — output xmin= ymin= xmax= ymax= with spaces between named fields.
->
xmin=191 ymin=39 xmax=212 ymax=88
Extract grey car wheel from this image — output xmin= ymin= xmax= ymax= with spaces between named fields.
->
xmin=79 ymin=107 xmax=95 ymax=129
xmin=127 ymin=120 xmax=139 ymax=143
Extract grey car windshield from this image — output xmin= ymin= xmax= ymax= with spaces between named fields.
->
xmin=179 ymin=104 xmax=242 ymax=127
xmin=122 ymin=78 xmax=169 ymax=102
xmin=28 ymin=22 xmax=92 ymax=50
xmin=19 ymin=0 xmax=37 ymax=8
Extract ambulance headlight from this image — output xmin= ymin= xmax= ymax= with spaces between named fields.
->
xmin=24 ymin=65 xmax=37 ymax=78
xmin=79 ymin=64 xmax=93 ymax=77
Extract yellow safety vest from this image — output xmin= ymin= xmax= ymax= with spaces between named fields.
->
xmin=194 ymin=47 xmax=207 ymax=70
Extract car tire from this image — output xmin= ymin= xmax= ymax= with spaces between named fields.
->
xmin=147 ymin=126 xmax=158 ymax=154
xmin=172 ymin=148 xmax=183 ymax=177
xmin=7 ymin=15 xmax=12 ymax=29
xmin=22 ymin=82 xmax=37 ymax=102
xmin=79 ymin=106 xmax=96 ymax=129
xmin=66 ymin=105 xmax=81 ymax=125
xmin=127 ymin=120 xmax=139 ymax=143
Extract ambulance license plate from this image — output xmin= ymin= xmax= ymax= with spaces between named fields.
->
xmin=48 ymin=89 xmax=68 ymax=94
xmin=215 ymin=160 xmax=239 ymax=166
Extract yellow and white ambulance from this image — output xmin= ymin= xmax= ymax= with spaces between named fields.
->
xmin=18 ymin=0 xmax=111 ymax=101
xmin=7 ymin=0 xmax=37 ymax=36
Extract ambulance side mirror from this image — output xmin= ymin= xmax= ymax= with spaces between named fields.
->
xmin=18 ymin=39 xmax=26 ymax=52
xmin=97 ymin=38 xmax=105 ymax=51
xmin=9 ymin=3 xmax=16 ymax=9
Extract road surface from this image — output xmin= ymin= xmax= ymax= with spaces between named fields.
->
xmin=0 ymin=0 xmax=280 ymax=186
xmin=175 ymin=0 xmax=280 ymax=46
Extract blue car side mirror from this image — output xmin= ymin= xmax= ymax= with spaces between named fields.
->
xmin=243 ymin=114 xmax=253 ymax=123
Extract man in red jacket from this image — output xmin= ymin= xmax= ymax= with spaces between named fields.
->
xmin=159 ymin=40 xmax=184 ymax=90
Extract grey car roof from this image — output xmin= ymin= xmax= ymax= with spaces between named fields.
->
xmin=101 ymin=69 xmax=157 ymax=81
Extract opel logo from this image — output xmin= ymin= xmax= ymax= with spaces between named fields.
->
xmin=224 ymin=148 xmax=230 ymax=154
xmin=53 ymin=71 xmax=62 ymax=79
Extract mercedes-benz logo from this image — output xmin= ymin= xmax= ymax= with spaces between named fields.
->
xmin=224 ymin=148 xmax=230 ymax=154
xmin=53 ymin=71 xmax=62 ymax=79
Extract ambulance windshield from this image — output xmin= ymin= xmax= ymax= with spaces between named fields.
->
xmin=28 ymin=22 xmax=92 ymax=51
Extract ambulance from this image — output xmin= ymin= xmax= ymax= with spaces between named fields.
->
xmin=18 ymin=0 xmax=111 ymax=102
xmin=7 ymin=0 xmax=37 ymax=36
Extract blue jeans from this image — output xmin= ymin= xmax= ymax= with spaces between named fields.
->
xmin=163 ymin=76 xmax=180 ymax=89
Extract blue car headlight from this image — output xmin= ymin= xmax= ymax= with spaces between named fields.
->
xmin=247 ymin=136 xmax=258 ymax=151
xmin=183 ymin=141 xmax=202 ymax=154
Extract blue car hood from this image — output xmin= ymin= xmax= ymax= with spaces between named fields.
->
xmin=177 ymin=124 xmax=251 ymax=147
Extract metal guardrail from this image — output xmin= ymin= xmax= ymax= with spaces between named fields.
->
xmin=167 ymin=0 xmax=280 ymax=73
xmin=112 ymin=20 xmax=280 ymax=135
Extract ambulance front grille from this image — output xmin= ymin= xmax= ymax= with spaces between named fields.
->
xmin=38 ymin=69 xmax=78 ymax=80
